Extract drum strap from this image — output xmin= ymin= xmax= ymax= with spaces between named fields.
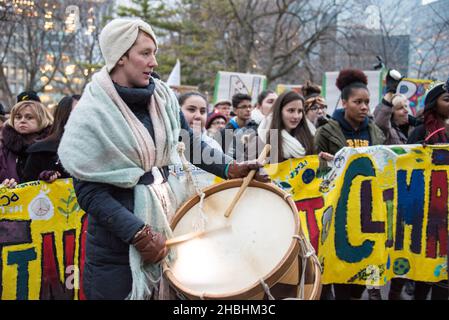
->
xmin=177 ymin=142 xmax=203 ymax=195
xmin=260 ymin=279 xmax=275 ymax=300
xmin=177 ymin=142 xmax=208 ymax=231
xmin=293 ymin=235 xmax=316 ymax=300
xmin=195 ymin=192 xmax=208 ymax=231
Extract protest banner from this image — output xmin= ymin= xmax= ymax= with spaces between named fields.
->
xmin=0 ymin=179 xmax=86 ymax=300
xmin=213 ymin=71 xmax=267 ymax=105
xmin=276 ymin=84 xmax=303 ymax=95
xmin=1 ymin=145 xmax=448 ymax=298
xmin=267 ymin=145 xmax=447 ymax=285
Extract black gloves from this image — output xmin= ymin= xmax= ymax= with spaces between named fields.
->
xmin=385 ymin=69 xmax=404 ymax=94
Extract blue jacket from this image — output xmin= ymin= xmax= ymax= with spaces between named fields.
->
xmin=75 ymin=82 xmax=230 ymax=299
xmin=332 ymin=109 xmax=371 ymax=148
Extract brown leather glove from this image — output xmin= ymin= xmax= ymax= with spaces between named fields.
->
xmin=132 ymin=225 xmax=168 ymax=264
xmin=226 ymin=161 xmax=270 ymax=183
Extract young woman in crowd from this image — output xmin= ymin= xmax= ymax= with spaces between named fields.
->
xmin=171 ymin=92 xmax=226 ymax=192
xmin=22 ymin=95 xmax=80 ymax=183
xmin=315 ymin=69 xmax=385 ymax=155
xmin=315 ymin=69 xmax=385 ymax=300
xmin=302 ymin=81 xmax=329 ymax=128
xmin=251 ymin=90 xmax=278 ymax=125
xmin=408 ymin=79 xmax=449 ymax=145
xmin=266 ymin=91 xmax=314 ymax=162
xmin=262 ymin=90 xmax=333 ymax=163
xmin=407 ymin=78 xmax=449 ymax=300
xmin=0 ymin=100 xmax=53 ymax=187
xmin=179 ymin=92 xmax=221 ymax=150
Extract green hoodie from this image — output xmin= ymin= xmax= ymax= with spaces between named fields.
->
xmin=314 ymin=117 xmax=386 ymax=155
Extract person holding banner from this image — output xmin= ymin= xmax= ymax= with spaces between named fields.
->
xmin=315 ymin=69 xmax=386 ymax=300
xmin=408 ymin=78 xmax=449 ymax=145
xmin=407 ymin=78 xmax=449 ymax=300
xmin=57 ymin=18 xmax=269 ymax=300
xmin=22 ymin=95 xmax=80 ymax=183
xmin=0 ymin=100 xmax=53 ymax=187
xmin=374 ymin=70 xmax=420 ymax=300
xmin=262 ymin=91 xmax=332 ymax=163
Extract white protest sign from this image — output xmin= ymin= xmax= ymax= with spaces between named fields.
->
xmin=323 ymin=70 xmax=383 ymax=115
xmin=213 ymin=71 xmax=267 ymax=105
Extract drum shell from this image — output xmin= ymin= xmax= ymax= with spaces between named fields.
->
xmin=163 ymin=179 xmax=321 ymax=300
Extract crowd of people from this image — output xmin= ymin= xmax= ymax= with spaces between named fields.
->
xmin=0 ymin=17 xmax=448 ymax=300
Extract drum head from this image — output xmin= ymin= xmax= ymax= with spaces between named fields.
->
xmin=165 ymin=180 xmax=299 ymax=299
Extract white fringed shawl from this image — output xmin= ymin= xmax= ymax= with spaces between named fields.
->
xmin=58 ymin=67 xmax=182 ymax=299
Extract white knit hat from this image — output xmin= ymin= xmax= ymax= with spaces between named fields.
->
xmin=99 ymin=18 xmax=158 ymax=72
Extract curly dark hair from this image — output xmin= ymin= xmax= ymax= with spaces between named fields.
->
xmin=336 ymin=69 xmax=369 ymax=100
xmin=302 ymin=81 xmax=321 ymax=99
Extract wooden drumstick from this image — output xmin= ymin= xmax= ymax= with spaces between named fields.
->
xmin=224 ymin=144 xmax=271 ymax=218
xmin=166 ymin=225 xmax=232 ymax=247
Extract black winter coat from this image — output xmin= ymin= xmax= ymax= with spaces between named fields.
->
xmin=0 ymin=124 xmax=51 ymax=183
xmin=74 ymin=82 xmax=231 ymax=300
xmin=22 ymin=139 xmax=70 ymax=182
xmin=407 ymin=124 xmax=426 ymax=144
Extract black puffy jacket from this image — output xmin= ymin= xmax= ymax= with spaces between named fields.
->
xmin=75 ymin=82 xmax=230 ymax=299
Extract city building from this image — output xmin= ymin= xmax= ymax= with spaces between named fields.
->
xmin=409 ymin=0 xmax=449 ymax=80
xmin=0 ymin=0 xmax=114 ymax=109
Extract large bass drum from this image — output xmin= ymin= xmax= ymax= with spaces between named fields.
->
xmin=163 ymin=179 xmax=321 ymax=300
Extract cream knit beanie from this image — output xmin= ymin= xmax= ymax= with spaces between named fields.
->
xmin=99 ymin=18 xmax=158 ymax=72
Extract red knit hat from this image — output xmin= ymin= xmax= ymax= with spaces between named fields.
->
xmin=206 ymin=112 xmax=227 ymax=129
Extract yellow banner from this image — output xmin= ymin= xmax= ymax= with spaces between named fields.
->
xmin=0 ymin=179 xmax=86 ymax=300
xmin=267 ymin=145 xmax=448 ymax=285
xmin=1 ymin=145 xmax=447 ymax=299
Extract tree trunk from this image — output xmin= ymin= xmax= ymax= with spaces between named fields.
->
xmin=0 ymin=64 xmax=14 ymax=110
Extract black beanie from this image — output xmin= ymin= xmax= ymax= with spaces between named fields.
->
xmin=424 ymin=78 xmax=449 ymax=110
xmin=17 ymin=91 xmax=41 ymax=103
